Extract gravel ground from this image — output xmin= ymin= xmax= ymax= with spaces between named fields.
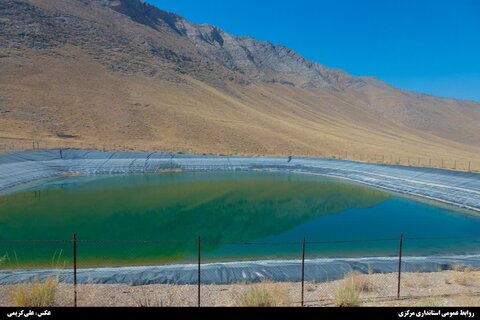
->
xmin=0 ymin=271 xmax=478 ymax=307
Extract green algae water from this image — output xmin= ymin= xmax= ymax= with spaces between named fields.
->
xmin=0 ymin=171 xmax=479 ymax=268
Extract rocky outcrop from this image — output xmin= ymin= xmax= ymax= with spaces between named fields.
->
xmin=0 ymin=0 xmax=365 ymax=89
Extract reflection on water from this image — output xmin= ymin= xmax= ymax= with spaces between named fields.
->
xmin=0 ymin=172 xmax=478 ymax=267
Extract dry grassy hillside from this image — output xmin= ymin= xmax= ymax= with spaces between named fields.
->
xmin=0 ymin=0 xmax=479 ymax=169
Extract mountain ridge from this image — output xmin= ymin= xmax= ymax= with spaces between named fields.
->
xmin=107 ymin=0 xmax=378 ymax=90
xmin=109 ymin=0 xmax=478 ymax=103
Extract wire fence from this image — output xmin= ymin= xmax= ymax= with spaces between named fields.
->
xmin=0 ymin=138 xmax=479 ymax=173
xmin=0 ymin=234 xmax=479 ymax=307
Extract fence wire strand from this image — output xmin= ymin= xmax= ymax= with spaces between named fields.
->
xmin=0 ymin=235 xmax=478 ymax=307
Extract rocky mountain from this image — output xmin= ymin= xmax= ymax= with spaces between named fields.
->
xmin=0 ymin=0 xmax=479 ymax=163
xmin=0 ymin=0 xmax=363 ymax=87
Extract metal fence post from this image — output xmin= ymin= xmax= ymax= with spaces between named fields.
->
xmin=301 ymin=236 xmax=306 ymax=307
xmin=197 ymin=236 xmax=201 ymax=307
xmin=397 ymin=232 xmax=403 ymax=300
xmin=73 ymin=233 xmax=77 ymax=307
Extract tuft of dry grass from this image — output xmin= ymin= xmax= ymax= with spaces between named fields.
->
xmin=367 ymin=265 xmax=374 ymax=275
xmin=452 ymin=265 xmax=475 ymax=286
xmin=134 ymin=294 xmax=166 ymax=307
xmin=452 ymin=264 xmax=475 ymax=273
xmin=235 ymin=282 xmax=290 ymax=307
xmin=453 ymin=272 xmax=473 ymax=286
xmin=133 ymin=285 xmax=183 ymax=307
xmin=305 ymin=283 xmax=316 ymax=292
xmin=334 ymin=274 xmax=362 ymax=307
xmin=9 ymin=277 xmax=58 ymax=307
xmin=346 ymin=272 xmax=376 ymax=292
xmin=404 ymin=273 xmax=430 ymax=288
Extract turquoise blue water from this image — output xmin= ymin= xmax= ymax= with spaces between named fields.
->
xmin=0 ymin=171 xmax=478 ymax=267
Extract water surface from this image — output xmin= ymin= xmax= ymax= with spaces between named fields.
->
xmin=0 ymin=172 xmax=478 ymax=268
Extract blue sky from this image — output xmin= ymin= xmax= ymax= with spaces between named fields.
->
xmin=146 ymin=0 xmax=480 ymax=102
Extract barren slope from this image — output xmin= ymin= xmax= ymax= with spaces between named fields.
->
xmin=0 ymin=0 xmax=479 ymax=165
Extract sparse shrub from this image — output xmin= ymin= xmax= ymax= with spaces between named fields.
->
xmin=453 ymin=272 xmax=471 ymax=286
xmin=404 ymin=273 xmax=430 ymax=288
xmin=367 ymin=265 xmax=374 ymax=275
xmin=10 ymin=277 xmax=58 ymax=307
xmin=334 ymin=275 xmax=361 ymax=307
xmin=306 ymin=283 xmax=316 ymax=292
xmin=452 ymin=264 xmax=474 ymax=273
xmin=235 ymin=283 xmax=289 ymax=307
xmin=452 ymin=264 xmax=464 ymax=272
xmin=465 ymin=266 xmax=476 ymax=273
xmin=452 ymin=264 xmax=475 ymax=286
xmin=134 ymin=292 xmax=172 ymax=307
xmin=346 ymin=271 xmax=375 ymax=292
xmin=134 ymin=285 xmax=183 ymax=307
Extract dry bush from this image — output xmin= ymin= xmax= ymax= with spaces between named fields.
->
xmin=334 ymin=274 xmax=362 ymax=307
xmin=133 ymin=285 xmax=183 ymax=307
xmin=333 ymin=272 xmax=377 ymax=307
xmin=404 ymin=273 xmax=430 ymax=288
xmin=367 ymin=265 xmax=374 ymax=275
xmin=451 ymin=265 xmax=475 ymax=286
xmin=346 ymin=272 xmax=375 ymax=292
xmin=10 ymin=277 xmax=58 ymax=307
xmin=235 ymin=282 xmax=290 ymax=307
xmin=452 ymin=264 xmax=475 ymax=273
xmin=305 ymin=283 xmax=316 ymax=292
xmin=453 ymin=272 xmax=472 ymax=286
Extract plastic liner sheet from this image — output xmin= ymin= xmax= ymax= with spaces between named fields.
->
xmin=0 ymin=255 xmax=479 ymax=285
xmin=1 ymin=150 xmax=479 ymax=212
